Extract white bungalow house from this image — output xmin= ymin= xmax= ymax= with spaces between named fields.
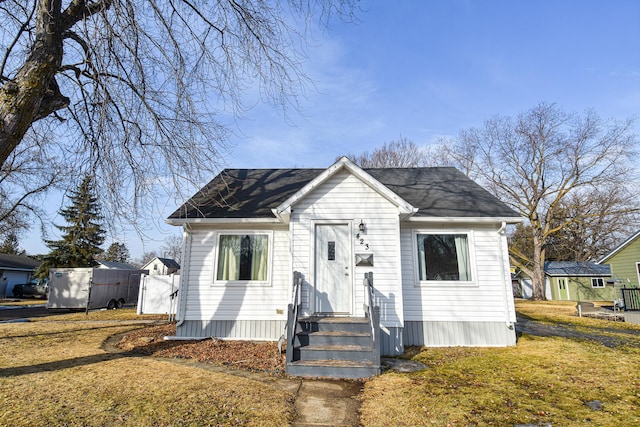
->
xmin=167 ymin=157 xmax=522 ymax=378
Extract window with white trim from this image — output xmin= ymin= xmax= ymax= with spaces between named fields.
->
xmin=215 ymin=233 xmax=270 ymax=282
xmin=415 ymin=233 xmax=473 ymax=282
xmin=591 ymin=278 xmax=605 ymax=288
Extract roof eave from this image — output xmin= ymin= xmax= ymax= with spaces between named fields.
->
xmin=166 ymin=217 xmax=283 ymax=226
xmin=404 ymin=216 xmax=524 ymax=224
xmin=598 ymin=229 xmax=640 ymax=264
xmin=546 ymin=273 xmax=612 ymax=277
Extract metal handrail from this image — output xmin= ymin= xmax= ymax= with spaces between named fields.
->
xmin=363 ymin=272 xmax=381 ymax=367
xmin=283 ymin=271 xmax=303 ymax=361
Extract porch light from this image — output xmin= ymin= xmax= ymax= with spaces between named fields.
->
xmin=358 ymin=220 xmax=366 ymax=233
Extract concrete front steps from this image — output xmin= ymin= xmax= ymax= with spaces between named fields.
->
xmin=287 ymin=316 xmax=381 ymax=379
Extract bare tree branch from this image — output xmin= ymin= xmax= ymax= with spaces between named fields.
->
xmin=0 ymin=0 xmax=358 ymax=237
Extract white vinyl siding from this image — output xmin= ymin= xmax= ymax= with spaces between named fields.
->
xmin=180 ymin=225 xmax=290 ymax=322
xmin=290 ymin=169 xmax=404 ymax=327
xmin=401 ymin=223 xmax=515 ymax=324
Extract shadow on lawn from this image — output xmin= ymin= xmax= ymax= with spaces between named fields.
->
xmin=1 ymin=323 xmax=145 ymax=340
xmin=0 ymin=351 xmax=143 ymax=377
xmin=515 ymin=312 xmax=640 ymax=348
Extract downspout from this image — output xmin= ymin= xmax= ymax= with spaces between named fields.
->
xmin=175 ymin=223 xmax=192 ymax=327
xmin=497 ymin=222 xmax=514 ymax=328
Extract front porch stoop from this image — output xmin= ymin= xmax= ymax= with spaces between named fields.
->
xmin=287 ymin=316 xmax=381 ymax=379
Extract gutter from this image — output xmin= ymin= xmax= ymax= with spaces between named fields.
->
xmin=175 ymin=224 xmax=192 ymax=327
xmin=497 ymin=222 xmax=515 ymax=328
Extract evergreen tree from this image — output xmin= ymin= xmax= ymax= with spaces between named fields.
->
xmin=101 ymin=242 xmax=130 ymax=264
xmin=0 ymin=232 xmax=20 ymax=255
xmin=37 ymin=175 xmax=105 ymax=276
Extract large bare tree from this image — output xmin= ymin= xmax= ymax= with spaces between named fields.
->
xmin=345 ymin=136 xmax=448 ymax=168
xmin=441 ymin=103 xmax=638 ymax=300
xmin=0 ymin=0 xmax=357 ymax=230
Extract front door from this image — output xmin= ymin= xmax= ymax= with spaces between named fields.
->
xmin=314 ymin=223 xmax=352 ymax=315
xmin=558 ymin=278 xmax=569 ymax=300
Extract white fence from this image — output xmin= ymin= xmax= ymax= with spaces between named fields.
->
xmin=137 ymin=274 xmax=179 ymax=315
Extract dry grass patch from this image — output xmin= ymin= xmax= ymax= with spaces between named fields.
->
xmin=0 ymin=298 xmax=47 ymax=306
xmin=361 ymin=302 xmax=640 ymax=426
xmin=0 ymin=321 xmax=293 ymax=426
xmin=361 ymin=337 xmax=640 ymax=426
xmin=28 ymin=307 xmax=167 ymax=322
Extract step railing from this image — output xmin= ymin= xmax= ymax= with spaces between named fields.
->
xmin=285 ymin=271 xmax=303 ymax=363
xmin=621 ymin=287 xmax=640 ymax=311
xmin=363 ymin=272 xmax=381 ymax=367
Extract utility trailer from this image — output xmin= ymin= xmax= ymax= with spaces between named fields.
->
xmin=47 ymin=268 xmax=147 ymax=310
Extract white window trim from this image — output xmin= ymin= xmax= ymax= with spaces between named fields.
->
xmin=212 ymin=230 xmax=274 ymax=286
xmin=412 ymin=229 xmax=478 ymax=287
xmin=591 ymin=277 xmax=605 ymax=288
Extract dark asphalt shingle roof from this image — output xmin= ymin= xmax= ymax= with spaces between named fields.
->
xmin=0 ymin=254 xmax=41 ymax=270
xmin=544 ymin=261 xmax=611 ymax=277
xmin=168 ymin=167 xmax=519 ymax=220
xmin=157 ymin=258 xmax=180 ymax=270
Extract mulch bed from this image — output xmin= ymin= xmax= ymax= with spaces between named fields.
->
xmin=115 ymin=323 xmax=286 ymax=376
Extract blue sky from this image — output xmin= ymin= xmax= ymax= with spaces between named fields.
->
xmin=22 ymin=1 xmax=640 ymax=258
xmin=226 ymin=1 xmax=640 ymax=169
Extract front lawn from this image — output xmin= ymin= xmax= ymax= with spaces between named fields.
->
xmin=359 ymin=301 xmax=640 ymax=426
xmin=0 ymin=320 xmax=294 ymax=426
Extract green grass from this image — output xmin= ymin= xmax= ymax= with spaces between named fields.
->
xmin=0 ymin=319 xmax=294 ymax=426
xmin=360 ymin=301 xmax=640 ymax=426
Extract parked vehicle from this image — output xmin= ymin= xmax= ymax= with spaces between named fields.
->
xmin=12 ymin=278 xmax=49 ymax=298
xmin=47 ymin=268 xmax=147 ymax=311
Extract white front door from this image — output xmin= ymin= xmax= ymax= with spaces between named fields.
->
xmin=314 ymin=223 xmax=352 ymax=315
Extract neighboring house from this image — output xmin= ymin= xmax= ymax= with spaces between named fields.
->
xmin=166 ymin=157 xmax=522 ymax=377
xmin=0 ymin=254 xmax=41 ymax=298
xmin=512 ymin=270 xmax=553 ymax=300
xmin=142 ymin=257 xmax=180 ymax=275
xmin=544 ymin=261 xmax=614 ymax=301
xmin=598 ymin=229 xmax=640 ymax=288
xmin=96 ymin=260 xmax=139 ymax=270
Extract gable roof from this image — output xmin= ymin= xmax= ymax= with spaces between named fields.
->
xmin=273 ymin=157 xmax=416 ymax=221
xmin=95 ymin=260 xmax=138 ymax=270
xmin=167 ymin=160 xmax=521 ymax=223
xmin=0 ymin=253 xmax=41 ymax=271
xmin=142 ymin=257 xmax=180 ymax=270
xmin=598 ymin=229 xmax=640 ymax=264
xmin=544 ymin=261 xmax=611 ymax=277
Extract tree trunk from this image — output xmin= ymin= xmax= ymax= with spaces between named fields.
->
xmin=531 ymin=234 xmax=547 ymax=300
xmin=0 ymin=0 xmax=68 ymax=168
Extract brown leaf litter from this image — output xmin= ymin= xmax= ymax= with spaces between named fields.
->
xmin=115 ymin=323 xmax=286 ymax=376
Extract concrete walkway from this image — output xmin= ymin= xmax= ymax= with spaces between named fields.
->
xmin=292 ymin=379 xmax=362 ymax=427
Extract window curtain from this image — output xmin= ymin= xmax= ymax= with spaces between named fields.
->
xmin=251 ymin=235 xmax=268 ymax=281
xmin=417 ymin=235 xmax=427 ymax=280
xmin=454 ymin=235 xmax=470 ymax=281
xmin=217 ymin=235 xmax=240 ymax=280
xmin=217 ymin=235 xmax=268 ymax=281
